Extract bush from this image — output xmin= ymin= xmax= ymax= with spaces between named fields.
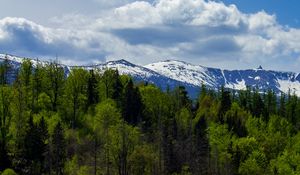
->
xmin=1 ymin=169 xmax=17 ymax=175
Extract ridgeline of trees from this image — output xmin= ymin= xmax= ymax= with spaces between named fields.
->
xmin=0 ymin=59 xmax=300 ymax=175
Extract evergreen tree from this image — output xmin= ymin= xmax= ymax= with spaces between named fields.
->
xmin=219 ymin=86 xmax=232 ymax=122
xmin=87 ymin=70 xmax=99 ymax=107
xmin=278 ymin=93 xmax=286 ymax=118
xmin=263 ymin=89 xmax=277 ymax=120
xmin=122 ymin=79 xmax=143 ymax=125
xmin=23 ymin=116 xmax=48 ymax=174
xmin=252 ymin=90 xmax=264 ymax=118
xmin=37 ymin=117 xmax=49 ymax=173
xmin=286 ymin=93 xmax=298 ymax=125
xmin=51 ymin=122 xmax=66 ymax=175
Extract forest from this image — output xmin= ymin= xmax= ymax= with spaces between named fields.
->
xmin=0 ymin=58 xmax=300 ymax=175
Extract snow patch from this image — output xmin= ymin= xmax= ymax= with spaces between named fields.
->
xmin=277 ymin=79 xmax=300 ymax=96
xmin=225 ymin=79 xmax=246 ymax=90
xmin=145 ymin=60 xmax=214 ymax=86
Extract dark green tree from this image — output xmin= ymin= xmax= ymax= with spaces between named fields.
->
xmin=219 ymin=86 xmax=232 ymax=122
xmin=23 ymin=116 xmax=48 ymax=174
xmin=278 ymin=93 xmax=286 ymax=118
xmin=252 ymin=90 xmax=264 ymax=118
xmin=122 ymin=79 xmax=143 ymax=125
xmin=87 ymin=70 xmax=99 ymax=107
xmin=51 ymin=122 xmax=66 ymax=175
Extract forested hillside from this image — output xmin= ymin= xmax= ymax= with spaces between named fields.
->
xmin=0 ymin=59 xmax=300 ymax=175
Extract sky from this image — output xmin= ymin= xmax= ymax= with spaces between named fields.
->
xmin=0 ymin=0 xmax=300 ymax=71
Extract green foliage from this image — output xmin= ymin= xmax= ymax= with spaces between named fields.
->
xmin=44 ymin=61 xmax=65 ymax=111
xmin=208 ymin=123 xmax=233 ymax=174
xmin=0 ymin=169 xmax=17 ymax=175
xmin=175 ymin=107 xmax=192 ymax=136
xmin=99 ymin=69 xmax=123 ymax=102
xmin=63 ymin=68 xmax=88 ymax=128
xmin=64 ymin=155 xmax=91 ymax=175
xmin=128 ymin=144 xmax=157 ymax=175
xmin=224 ymin=102 xmax=249 ymax=137
xmin=238 ymin=150 xmax=267 ymax=175
xmin=0 ymin=86 xmax=13 ymax=170
xmin=1 ymin=61 xmax=300 ymax=175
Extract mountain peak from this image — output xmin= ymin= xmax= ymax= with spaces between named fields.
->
xmin=107 ymin=59 xmax=135 ymax=66
xmin=163 ymin=59 xmax=191 ymax=65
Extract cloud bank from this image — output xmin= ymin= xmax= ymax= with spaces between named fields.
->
xmin=0 ymin=0 xmax=300 ymax=71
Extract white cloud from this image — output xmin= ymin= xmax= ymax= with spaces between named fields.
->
xmin=0 ymin=17 xmax=111 ymax=64
xmin=248 ymin=11 xmax=277 ymax=31
xmin=1 ymin=0 xmax=300 ymax=71
xmin=112 ymin=1 xmax=161 ymax=28
xmin=93 ymin=0 xmax=152 ymax=8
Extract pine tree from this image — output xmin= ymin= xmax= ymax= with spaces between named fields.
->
xmin=37 ymin=117 xmax=49 ymax=173
xmin=286 ymin=93 xmax=298 ymax=124
xmin=252 ymin=90 xmax=264 ymax=118
xmin=219 ymin=86 xmax=232 ymax=122
xmin=87 ymin=70 xmax=99 ymax=107
xmin=22 ymin=116 xmax=49 ymax=174
xmin=279 ymin=93 xmax=286 ymax=118
xmin=51 ymin=122 xmax=66 ymax=175
xmin=263 ymin=89 xmax=277 ymax=120
xmin=122 ymin=79 xmax=143 ymax=125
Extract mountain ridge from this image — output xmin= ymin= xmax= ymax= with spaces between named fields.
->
xmin=1 ymin=53 xmax=300 ymax=98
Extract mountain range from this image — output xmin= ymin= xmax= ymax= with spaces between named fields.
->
xmin=1 ymin=53 xmax=300 ymax=98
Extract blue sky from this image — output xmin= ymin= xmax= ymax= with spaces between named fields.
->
xmin=0 ymin=0 xmax=300 ymax=71
xmin=222 ymin=0 xmax=300 ymax=27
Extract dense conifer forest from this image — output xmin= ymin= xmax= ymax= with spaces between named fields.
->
xmin=0 ymin=59 xmax=300 ymax=175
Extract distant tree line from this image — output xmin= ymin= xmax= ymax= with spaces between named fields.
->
xmin=0 ymin=58 xmax=300 ymax=174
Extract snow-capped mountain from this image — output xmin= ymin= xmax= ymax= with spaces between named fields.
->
xmin=0 ymin=54 xmax=199 ymax=96
xmin=71 ymin=59 xmax=199 ymax=95
xmin=1 ymin=54 xmax=300 ymax=98
xmin=145 ymin=60 xmax=300 ymax=96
